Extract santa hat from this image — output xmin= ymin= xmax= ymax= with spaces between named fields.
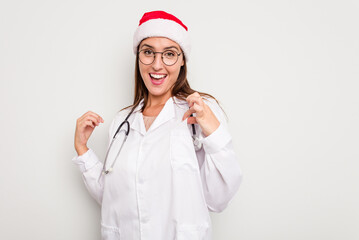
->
xmin=133 ymin=10 xmax=190 ymax=61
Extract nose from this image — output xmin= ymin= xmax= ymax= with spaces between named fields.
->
xmin=152 ymin=52 xmax=163 ymax=70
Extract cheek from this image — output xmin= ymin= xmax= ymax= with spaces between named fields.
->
xmin=168 ymin=65 xmax=182 ymax=79
xmin=139 ymin=64 xmax=149 ymax=80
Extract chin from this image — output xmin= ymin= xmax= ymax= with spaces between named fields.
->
xmin=148 ymin=89 xmax=167 ymax=97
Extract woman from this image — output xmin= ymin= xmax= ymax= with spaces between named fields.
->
xmin=73 ymin=10 xmax=242 ymax=240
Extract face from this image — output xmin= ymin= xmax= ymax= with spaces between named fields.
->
xmin=138 ymin=37 xmax=184 ymax=100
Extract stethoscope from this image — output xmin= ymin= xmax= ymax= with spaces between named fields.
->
xmin=102 ymin=106 xmax=202 ymax=175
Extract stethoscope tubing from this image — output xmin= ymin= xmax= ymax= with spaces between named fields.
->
xmin=102 ymin=107 xmax=134 ymax=175
xmin=101 ymin=105 xmax=201 ymax=177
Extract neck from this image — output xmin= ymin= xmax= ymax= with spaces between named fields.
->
xmin=146 ymin=92 xmax=172 ymax=108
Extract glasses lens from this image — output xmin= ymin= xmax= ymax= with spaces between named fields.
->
xmin=139 ymin=49 xmax=154 ymax=65
xmin=138 ymin=49 xmax=179 ymax=66
xmin=162 ymin=50 xmax=178 ymax=66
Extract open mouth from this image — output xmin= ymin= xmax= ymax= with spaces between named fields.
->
xmin=149 ymin=73 xmax=167 ymax=85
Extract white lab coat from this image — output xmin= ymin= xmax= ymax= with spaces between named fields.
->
xmin=72 ymin=96 xmax=242 ymax=240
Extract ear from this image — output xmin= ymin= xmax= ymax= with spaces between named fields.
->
xmin=181 ymin=59 xmax=184 ymax=66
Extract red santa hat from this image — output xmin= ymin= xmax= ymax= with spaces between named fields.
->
xmin=133 ymin=10 xmax=190 ymax=61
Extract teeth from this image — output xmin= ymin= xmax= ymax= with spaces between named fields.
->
xmin=150 ymin=73 xmax=167 ymax=79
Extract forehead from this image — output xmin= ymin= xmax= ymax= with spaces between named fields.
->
xmin=139 ymin=37 xmax=181 ymax=50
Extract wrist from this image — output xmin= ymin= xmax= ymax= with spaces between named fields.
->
xmin=75 ymin=145 xmax=89 ymax=156
xmin=202 ymin=121 xmax=220 ymax=137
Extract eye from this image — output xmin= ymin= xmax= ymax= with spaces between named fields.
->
xmin=163 ymin=50 xmax=176 ymax=58
xmin=143 ymin=49 xmax=154 ymax=56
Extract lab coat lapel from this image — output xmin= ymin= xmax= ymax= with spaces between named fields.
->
xmin=129 ymin=97 xmax=176 ymax=135
xmin=148 ymin=97 xmax=175 ymax=132
xmin=130 ymin=99 xmax=146 ymax=135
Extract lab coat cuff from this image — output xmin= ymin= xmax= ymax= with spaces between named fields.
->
xmin=72 ymin=148 xmax=100 ymax=173
xmin=200 ymin=123 xmax=232 ymax=154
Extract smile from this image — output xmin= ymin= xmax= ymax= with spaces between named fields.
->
xmin=149 ymin=73 xmax=167 ymax=85
xmin=150 ymin=73 xmax=167 ymax=79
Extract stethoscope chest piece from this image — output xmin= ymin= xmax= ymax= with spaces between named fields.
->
xmin=102 ymin=168 xmax=113 ymax=175
xmin=192 ymin=136 xmax=202 ymax=151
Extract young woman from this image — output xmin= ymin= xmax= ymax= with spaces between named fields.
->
xmin=73 ymin=10 xmax=242 ymax=240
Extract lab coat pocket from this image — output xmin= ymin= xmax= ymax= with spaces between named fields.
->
xmin=170 ymin=122 xmax=198 ymax=171
xmin=101 ymin=222 xmax=121 ymax=240
xmin=176 ymin=223 xmax=210 ymax=240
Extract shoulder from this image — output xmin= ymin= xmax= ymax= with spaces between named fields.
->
xmin=114 ymin=100 xmax=143 ymax=120
xmin=173 ymin=94 xmax=221 ymax=108
xmin=202 ymin=96 xmax=219 ymax=107
xmin=109 ymin=105 xmax=137 ymax=131
xmin=107 ymin=105 xmax=138 ymax=138
xmin=173 ymin=94 xmax=226 ymax=121
xmin=115 ymin=107 xmax=133 ymax=119
xmin=203 ymin=97 xmax=221 ymax=112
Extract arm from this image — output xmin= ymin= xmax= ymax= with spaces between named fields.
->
xmin=72 ymin=115 xmax=117 ymax=205
xmin=196 ymin=98 xmax=243 ymax=213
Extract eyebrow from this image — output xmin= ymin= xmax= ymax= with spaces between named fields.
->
xmin=140 ymin=44 xmax=179 ymax=51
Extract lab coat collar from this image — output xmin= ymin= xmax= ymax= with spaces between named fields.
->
xmin=130 ymin=96 xmax=188 ymax=135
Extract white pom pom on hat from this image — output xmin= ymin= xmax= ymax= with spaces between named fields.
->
xmin=133 ymin=10 xmax=190 ymax=62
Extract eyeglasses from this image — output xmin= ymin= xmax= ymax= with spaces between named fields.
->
xmin=138 ymin=49 xmax=182 ymax=66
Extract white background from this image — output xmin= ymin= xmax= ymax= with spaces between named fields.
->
xmin=1 ymin=0 xmax=358 ymax=239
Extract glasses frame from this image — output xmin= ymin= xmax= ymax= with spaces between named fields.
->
xmin=138 ymin=49 xmax=182 ymax=66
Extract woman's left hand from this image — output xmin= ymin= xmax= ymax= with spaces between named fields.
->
xmin=182 ymin=92 xmax=220 ymax=137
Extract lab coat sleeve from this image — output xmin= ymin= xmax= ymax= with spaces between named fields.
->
xmin=197 ymin=98 xmax=243 ymax=213
xmin=71 ymin=115 xmax=117 ymax=205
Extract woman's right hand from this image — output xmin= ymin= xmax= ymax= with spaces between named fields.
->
xmin=74 ymin=111 xmax=104 ymax=156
